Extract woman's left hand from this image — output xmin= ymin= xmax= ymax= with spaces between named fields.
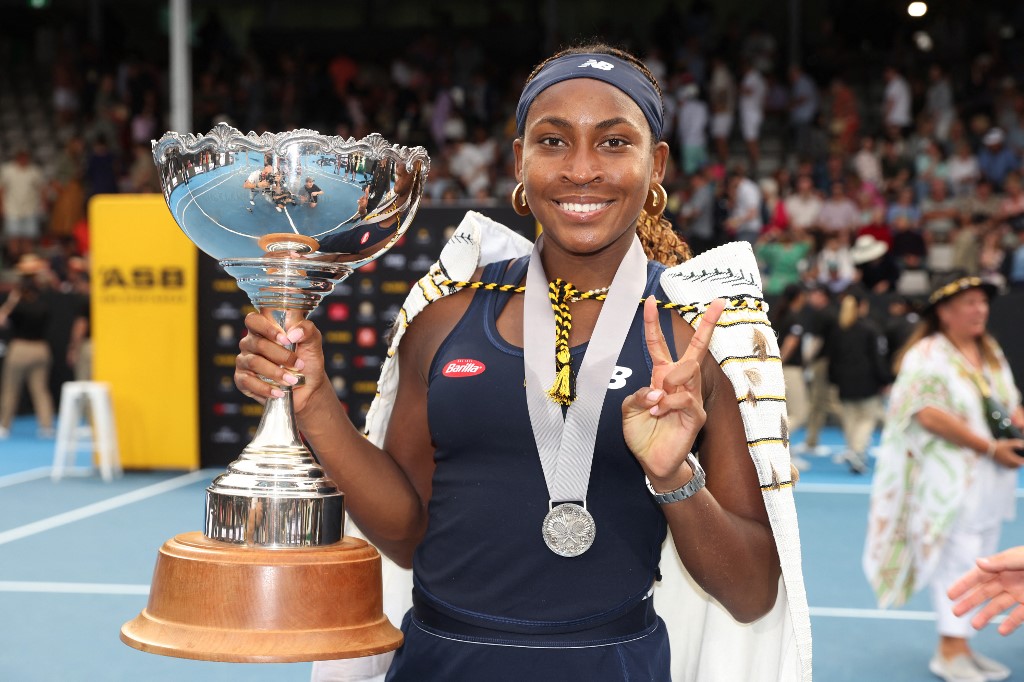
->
xmin=622 ymin=297 xmax=725 ymax=488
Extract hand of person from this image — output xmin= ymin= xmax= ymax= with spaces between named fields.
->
xmin=948 ymin=546 xmax=1024 ymax=635
xmin=622 ymin=297 xmax=725 ymax=488
xmin=991 ymin=439 xmax=1024 ymax=469
xmin=234 ymin=312 xmax=328 ymax=414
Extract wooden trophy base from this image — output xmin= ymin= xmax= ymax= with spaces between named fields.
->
xmin=121 ymin=531 xmax=403 ymax=663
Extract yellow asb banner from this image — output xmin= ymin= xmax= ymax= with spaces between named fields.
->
xmin=90 ymin=195 xmax=199 ymax=469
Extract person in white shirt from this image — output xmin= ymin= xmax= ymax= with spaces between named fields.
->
xmin=784 ymin=174 xmax=823 ymax=233
xmin=0 ymin=150 xmax=46 ymax=261
xmin=738 ymin=60 xmax=767 ymax=173
xmin=707 ymin=55 xmax=736 ymax=165
xmin=675 ymin=83 xmax=709 ymax=175
xmin=852 ymin=136 xmax=883 ymax=186
xmin=725 ymin=171 xmax=763 ymax=243
xmin=882 ymin=66 xmax=912 ymax=137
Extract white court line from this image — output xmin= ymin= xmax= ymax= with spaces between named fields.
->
xmin=810 ymin=606 xmax=1005 ymax=625
xmin=0 ymin=581 xmax=149 ymax=595
xmin=0 ymin=469 xmax=212 ymax=547
xmin=796 ymin=482 xmax=1024 ymax=497
xmin=795 ymin=483 xmax=872 ymax=494
xmin=0 ymin=467 xmax=51 ymax=488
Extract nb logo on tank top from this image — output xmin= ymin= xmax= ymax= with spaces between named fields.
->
xmin=442 ymin=358 xmax=486 ymax=377
xmin=578 ymin=59 xmax=614 ymax=71
xmin=608 ymin=366 xmax=633 ymax=390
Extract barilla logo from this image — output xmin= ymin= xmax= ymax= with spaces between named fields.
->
xmin=442 ymin=358 xmax=486 ymax=377
xmin=578 ymin=59 xmax=614 ymax=71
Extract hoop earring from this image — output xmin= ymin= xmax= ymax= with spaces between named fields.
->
xmin=643 ymin=183 xmax=667 ymax=220
xmin=511 ymin=182 xmax=531 ymax=216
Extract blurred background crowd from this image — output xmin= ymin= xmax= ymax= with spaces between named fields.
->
xmin=0 ymin=0 xmax=1022 ymax=453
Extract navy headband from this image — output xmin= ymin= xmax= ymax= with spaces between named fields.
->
xmin=516 ymin=53 xmax=664 ymax=140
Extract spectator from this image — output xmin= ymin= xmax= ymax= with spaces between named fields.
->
xmin=978 ymin=128 xmax=1018 ymax=191
xmin=674 ymin=169 xmax=717 ymax=255
xmin=828 ymin=289 xmax=891 ymax=472
xmin=784 ymin=174 xmax=823 ymax=234
xmin=674 ymin=80 xmax=708 ymax=175
xmin=828 ymin=76 xmax=860 ymax=154
xmin=724 ymin=169 xmax=763 ymax=243
xmin=851 ymin=233 xmax=899 ymax=293
xmin=997 ymin=172 xmax=1024 ymax=231
xmin=817 ymin=181 xmax=860 ymax=242
xmin=756 ymin=225 xmax=811 ymax=296
xmin=925 ymin=64 xmax=956 ymax=143
xmin=948 ymin=140 xmax=981 ymax=198
xmin=0 ymin=149 xmax=46 ymax=263
xmin=788 ymin=64 xmax=819 ymax=159
xmin=816 ymin=232 xmax=857 ymax=293
xmin=738 ymin=59 xmax=767 ymax=174
xmin=800 ymin=282 xmax=841 ymax=456
xmin=707 ymin=54 xmax=736 ymax=165
xmin=852 ymin=136 xmax=882 ymax=186
xmin=770 ymin=283 xmax=812 ymax=472
xmin=881 ymin=66 xmax=913 ymax=139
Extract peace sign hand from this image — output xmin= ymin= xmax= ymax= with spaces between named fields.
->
xmin=622 ymin=297 xmax=725 ymax=490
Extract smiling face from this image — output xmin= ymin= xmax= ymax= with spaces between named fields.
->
xmin=936 ymin=288 xmax=989 ymax=341
xmin=513 ymin=78 xmax=668 ymax=261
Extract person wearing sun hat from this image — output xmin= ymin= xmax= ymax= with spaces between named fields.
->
xmin=850 ymin=233 xmax=899 ymax=293
xmin=864 ymin=273 xmax=1023 ymax=682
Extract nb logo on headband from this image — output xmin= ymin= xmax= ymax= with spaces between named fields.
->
xmin=578 ymin=59 xmax=614 ymax=71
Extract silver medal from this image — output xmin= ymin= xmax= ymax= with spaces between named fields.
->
xmin=542 ymin=503 xmax=596 ymax=557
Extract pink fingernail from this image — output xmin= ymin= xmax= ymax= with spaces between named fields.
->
xmin=294 ymin=358 xmax=305 ymax=371
xmin=270 ymin=388 xmax=285 ymax=398
xmin=276 ymin=333 xmax=289 ymax=345
xmin=649 ymin=389 xmax=664 ymax=401
xmin=287 ymin=328 xmax=304 ymax=343
xmin=282 ymin=373 xmax=299 ymax=385
xmin=650 ymin=406 xmax=660 ymax=416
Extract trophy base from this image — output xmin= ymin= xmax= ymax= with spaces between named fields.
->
xmin=120 ymin=531 xmax=403 ymax=662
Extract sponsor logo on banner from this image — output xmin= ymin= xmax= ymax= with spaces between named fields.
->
xmin=442 ymin=358 xmax=486 ymax=377
xmin=97 ymin=266 xmax=187 ymax=303
xmin=212 ymin=427 xmax=242 ymax=444
xmin=383 ymin=254 xmax=407 ymax=269
xmin=356 ymin=327 xmax=377 ymax=348
xmin=327 ymin=302 xmax=350 ymax=321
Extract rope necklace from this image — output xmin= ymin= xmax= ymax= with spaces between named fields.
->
xmin=436 ymin=277 xmax=763 ymax=405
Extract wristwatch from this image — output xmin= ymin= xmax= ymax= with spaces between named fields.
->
xmin=646 ymin=453 xmax=706 ymax=505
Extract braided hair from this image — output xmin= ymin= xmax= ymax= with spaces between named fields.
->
xmin=523 ymin=43 xmax=691 ymax=267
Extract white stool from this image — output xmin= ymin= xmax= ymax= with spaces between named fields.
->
xmin=52 ymin=381 xmax=122 ymax=482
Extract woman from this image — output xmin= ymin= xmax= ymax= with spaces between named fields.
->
xmin=237 ymin=44 xmax=808 ymax=681
xmin=827 ymin=289 xmax=890 ymax=473
xmin=864 ymin=276 xmax=1024 ymax=682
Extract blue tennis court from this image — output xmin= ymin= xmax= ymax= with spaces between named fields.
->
xmin=2 ymin=417 xmax=1023 ymax=681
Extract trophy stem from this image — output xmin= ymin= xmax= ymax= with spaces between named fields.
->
xmin=203 ymin=256 xmax=354 ymax=548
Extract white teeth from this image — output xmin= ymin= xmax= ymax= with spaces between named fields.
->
xmin=560 ymin=201 xmax=609 ymax=213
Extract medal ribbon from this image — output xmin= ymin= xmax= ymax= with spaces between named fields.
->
xmin=524 ymin=235 xmax=648 ymax=504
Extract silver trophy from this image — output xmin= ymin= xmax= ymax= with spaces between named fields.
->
xmin=121 ymin=123 xmax=428 ymax=662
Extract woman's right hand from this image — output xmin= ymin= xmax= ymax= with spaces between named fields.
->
xmin=234 ymin=312 xmax=327 ymax=415
xmin=991 ymin=439 xmax=1024 ymax=469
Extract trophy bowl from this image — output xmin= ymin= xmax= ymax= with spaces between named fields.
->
xmin=120 ymin=123 xmax=428 ymax=662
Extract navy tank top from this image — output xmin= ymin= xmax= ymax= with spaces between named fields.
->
xmin=416 ymin=256 xmax=678 ymax=627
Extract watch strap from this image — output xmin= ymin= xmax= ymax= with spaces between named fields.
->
xmin=646 ymin=453 xmax=706 ymax=505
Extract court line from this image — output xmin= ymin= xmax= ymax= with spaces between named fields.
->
xmin=0 ymin=581 xmax=149 ymax=595
xmin=0 ymin=467 xmax=51 ymax=488
xmin=796 ymin=482 xmax=1024 ymax=497
xmin=0 ymin=469 xmax=213 ymax=547
xmin=810 ymin=606 xmax=1005 ymax=625
xmin=794 ymin=483 xmax=872 ymax=494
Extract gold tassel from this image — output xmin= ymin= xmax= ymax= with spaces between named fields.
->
xmin=547 ymin=279 xmax=577 ymax=405
xmin=548 ymin=363 xmax=574 ymax=405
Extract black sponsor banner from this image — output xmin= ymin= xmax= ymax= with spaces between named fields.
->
xmin=197 ymin=205 xmax=535 ymax=468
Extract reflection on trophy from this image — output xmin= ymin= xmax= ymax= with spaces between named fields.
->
xmin=120 ymin=123 xmax=429 ymax=662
